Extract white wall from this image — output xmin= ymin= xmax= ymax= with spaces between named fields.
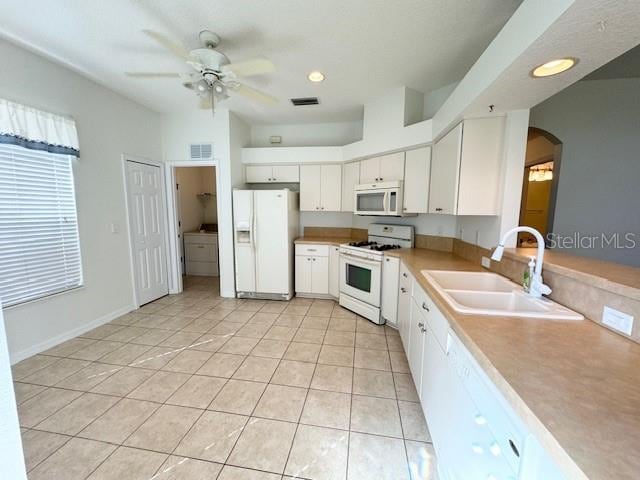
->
xmin=250 ymin=121 xmax=362 ymax=147
xmin=0 ymin=39 xmax=162 ymax=362
xmin=352 ymin=214 xmax=457 ymax=237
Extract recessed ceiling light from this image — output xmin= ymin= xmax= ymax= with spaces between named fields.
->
xmin=307 ymin=71 xmax=325 ymax=82
xmin=531 ymin=58 xmax=578 ymax=77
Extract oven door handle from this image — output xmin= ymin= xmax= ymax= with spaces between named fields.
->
xmin=340 ymin=252 xmax=381 ymax=267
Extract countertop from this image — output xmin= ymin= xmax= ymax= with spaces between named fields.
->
xmin=385 ymin=248 xmax=640 ymax=480
xmin=294 ymin=236 xmax=353 ymax=246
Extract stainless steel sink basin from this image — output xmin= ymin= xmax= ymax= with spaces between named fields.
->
xmin=421 ymin=270 xmax=583 ymax=320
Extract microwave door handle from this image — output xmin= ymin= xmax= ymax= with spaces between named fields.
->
xmin=384 ymin=191 xmax=390 ymax=213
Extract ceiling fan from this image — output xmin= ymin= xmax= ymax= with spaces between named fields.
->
xmin=126 ymin=29 xmax=278 ymax=110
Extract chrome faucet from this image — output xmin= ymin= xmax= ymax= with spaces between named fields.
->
xmin=491 ymin=226 xmax=551 ymax=298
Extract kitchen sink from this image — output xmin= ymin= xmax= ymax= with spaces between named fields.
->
xmin=421 ymin=270 xmax=583 ymax=320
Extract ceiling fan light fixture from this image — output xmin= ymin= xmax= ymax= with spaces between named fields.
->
xmin=307 ymin=71 xmax=325 ymax=82
xmin=531 ymin=58 xmax=578 ymax=77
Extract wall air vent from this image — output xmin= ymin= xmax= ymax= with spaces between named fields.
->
xmin=190 ymin=143 xmax=213 ymax=160
xmin=290 ymin=97 xmax=319 ymax=106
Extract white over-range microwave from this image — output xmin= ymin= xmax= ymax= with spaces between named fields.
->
xmin=354 ymin=180 xmax=406 ymax=216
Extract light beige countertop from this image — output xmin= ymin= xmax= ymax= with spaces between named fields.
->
xmin=386 ymin=248 xmax=640 ymax=480
xmin=294 ymin=236 xmax=354 ymax=246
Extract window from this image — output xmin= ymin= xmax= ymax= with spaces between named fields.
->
xmin=0 ymin=144 xmax=83 ymax=307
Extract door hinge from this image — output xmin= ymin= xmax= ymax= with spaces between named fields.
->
xmin=176 ymin=183 xmax=179 ymax=190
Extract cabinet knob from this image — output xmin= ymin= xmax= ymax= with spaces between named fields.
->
xmin=379 ymin=177 xmax=383 ymax=181
xmin=312 ymin=258 xmax=316 ymax=261
xmin=422 ymin=302 xmax=430 ymax=312
xmin=418 ymin=322 xmax=424 ymax=328
xmin=435 ymin=207 xmax=443 ymax=212
xmin=402 ymin=273 xmax=408 ymax=278
xmin=400 ymin=287 xmax=407 ymax=293
xmin=316 ymin=206 xmax=319 ymax=210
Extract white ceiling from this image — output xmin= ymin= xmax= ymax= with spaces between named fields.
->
xmin=0 ymin=0 xmax=522 ymax=124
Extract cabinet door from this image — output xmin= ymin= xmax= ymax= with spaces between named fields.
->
xmin=299 ymin=165 xmax=322 ymax=211
xmin=398 ymin=264 xmax=412 ymax=352
xmin=245 ymin=165 xmax=272 ymax=183
xmin=329 ymin=246 xmax=340 ymax=298
xmin=272 ymin=165 xmax=299 ymax=183
xmin=403 ymin=147 xmax=431 ymax=214
xmin=359 ymin=157 xmax=380 ymax=183
xmin=311 ymin=256 xmax=329 ymax=295
xmin=295 ymin=256 xmax=312 ymax=293
xmin=408 ymin=300 xmax=427 ymax=394
xmin=378 ymin=152 xmax=405 ymax=182
xmin=320 ymin=165 xmax=342 ymax=211
xmin=341 ymin=162 xmax=360 ymax=212
xmin=381 ymin=256 xmax=400 ymax=326
xmin=429 ymin=123 xmax=462 ymax=214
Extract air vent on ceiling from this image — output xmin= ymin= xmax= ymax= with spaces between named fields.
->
xmin=291 ymin=97 xmax=319 ymax=106
xmin=190 ymin=143 xmax=213 ymax=160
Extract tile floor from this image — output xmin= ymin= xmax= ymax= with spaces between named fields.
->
xmin=13 ymin=276 xmax=439 ymax=480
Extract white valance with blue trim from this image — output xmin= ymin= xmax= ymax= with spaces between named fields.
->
xmin=0 ymin=98 xmax=80 ymax=157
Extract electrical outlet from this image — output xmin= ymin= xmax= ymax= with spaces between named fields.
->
xmin=481 ymin=256 xmax=491 ymax=268
xmin=602 ymin=306 xmax=634 ymax=336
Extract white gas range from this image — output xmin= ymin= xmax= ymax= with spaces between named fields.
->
xmin=339 ymin=224 xmax=414 ymax=324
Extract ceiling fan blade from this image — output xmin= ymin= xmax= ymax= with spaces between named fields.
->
xmin=125 ymin=72 xmax=181 ymax=78
xmin=231 ymin=83 xmax=278 ymax=105
xmin=222 ymin=58 xmax=275 ymax=77
xmin=142 ymin=29 xmax=193 ymax=61
xmin=199 ymin=92 xmax=213 ymax=110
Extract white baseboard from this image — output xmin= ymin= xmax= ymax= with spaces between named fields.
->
xmin=9 ymin=304 xmax=135 ymax=365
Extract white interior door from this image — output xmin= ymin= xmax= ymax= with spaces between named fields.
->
xmin=233 ymin=190 xmax=256 ymax=293
xmin=126 ymin=161 xmax=169 ymax=305
xmin=255 ymin=190 xmax=289 ymax=294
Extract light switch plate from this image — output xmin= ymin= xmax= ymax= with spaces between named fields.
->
xmin=602 ymin=306 xmax=634 ymax=336
xmin=481 ymin=256 xmax=491 ymax=268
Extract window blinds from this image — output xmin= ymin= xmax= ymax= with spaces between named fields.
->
xmin=0 ymin=143 xmax=82 ymax=307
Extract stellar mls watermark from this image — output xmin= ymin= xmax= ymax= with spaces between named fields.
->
xmin=546 ymin=232 xmax=639 ymax=249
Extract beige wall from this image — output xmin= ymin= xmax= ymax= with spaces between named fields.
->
xmin=176 ymin=166 xmax=217 ymax=233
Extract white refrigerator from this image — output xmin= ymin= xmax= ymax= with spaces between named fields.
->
xmin=233 ymin=189 xmax=299 ymax=300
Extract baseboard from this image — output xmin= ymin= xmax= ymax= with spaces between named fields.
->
xmin=9 ymin=304 xmax=135 ymax=365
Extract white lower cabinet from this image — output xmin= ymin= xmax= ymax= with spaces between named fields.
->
xmin=397 ymin=263 xmax=413 ymax=353
xmin=408 ymin=299 xmax=427 ymax=394
xmin=295 ymin=244 xmax=329 ymax=296
xmin=381 ymin=256 xmax=400 ymax=326
xmin=329 ymin=245 xmax=340 ymax=298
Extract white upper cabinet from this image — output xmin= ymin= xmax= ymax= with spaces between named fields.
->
xmin=245 ymin=164 xmax=300 ymax=183
xmin=359 ymin=152 xmax=405 ymax=183
xmin=341 ymin=162 xmax=360 ymax=212
xmin=403 ymin=146 xmax=431 ymax=214
xmin=429 ymin=117 xmax=504 ymax=215
xmin=300 ymin=164 xmax=342 ymax=211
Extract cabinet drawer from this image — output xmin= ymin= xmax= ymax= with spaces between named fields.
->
xmin=185 ymin=243 xmax=217 ymax=262
xmin=295 ymin=244 xmax=329 ymax=257
xmin=413 ymin=284 xmax=449 ymax=351
xmin=184 ymin=233 xmax=218 ymax=245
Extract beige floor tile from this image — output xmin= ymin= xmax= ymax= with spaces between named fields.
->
xmin=90 ymin=366 xmax=155 ymax=396
xmin=132 ymin=314 xmax=172 ymax=329
xmin=398 ymin=401 xmax=431 ymax=442
xmin=232 ymin=356 xmax=279 ymax=382
xmin=55 ymin=362 xmax=120 ymax=391
xmin=293 ymin=328 xmax=325 ymax=344
xmin=300 ymin=389 xmax=351 ymax=430
xmin=209 ymin=379 xmax=267 ymax=415
xmin=86 ymin=446 xmax=167 ymax=480
xmin=197 ymin=352 xmax=245 ymax=378
xmin=80 ymin=324 xmax=126 ymax=340
xmin=390 ymin=350 xmax=410 ymax=373
xmin=125 ymin=404 xmax=202 ymax=453
xmin=310 ymin=364 xmax=353 ymax=393
xmin=283 ymin=304 xmax=310 ymax=316
xmin=254 ymin=384 xmax=307 ymax=422
xmin=393 ymin=373 xmax=420 ymax=402
xmin=271 ymin=360 xmax=315 ymax=388
xmin=79 ymin=398 xmax=159 ymax=444
xmin=28 ymin=437 xmax=116 ymax=480
xmin=13 ymin=382 xmax=46 ymax=405
xmin=250 ymin=338 xmax=289 ymax=359
xmin=405 ymin=440 xmax=439 ymax=480
xmin=283 ymin=342 xmax=321 ymax=363
xmin=350 ymin=394 xmax=403 ymax=438
xmin=260 ymin=302 xmax=288 ymax=314
xmin=237 ymin=300 xmax=267 ymax=312
xmin=192 ymin=333 xmax=231 ymax=352
xmin=218 ymin=336 xmax=260 ymax=355
xmin=218 ymin=465 xmax=281 ymax=479
xmin=263 ymin=325 xmax=297 ymax=341
xmin=21 ymin=358 xmax=91 ymax=386
xmin=331 ymin=306 xmax=356 ymax=319
xmin=247 ymin=312 xmax=279 ymax=325
xmin=318 ymin=345 xmax=354 ymax=367
xmin=158 ymin=316 xmax=195 ymax=331
xmin=236 ymin=322 xmax=271 ymax=339
xmin=353 ymin=368 xmax=396 ymax=398
xmin=228 ymin=417 xmax=297 ymax=473
xmin=167 ymin=375 xmax=227 ymax=409
xmin=285 ymin=424 xmax=348 ymax=480
xmin=323 ymin=330 xmax=356 ymax=347
xmin=354 ymin=348 xmax=391 ymax=371
xmin=129 ymin=328 xmax=174 ymax=346
xmin=18 ymin=387 xmax=82 ymax=428
xmin=129 ymin=346 xmax=179 ymax=370
xmin=355 ymin=333 xmax=388 ymax=350
xmin=201 ymin=308 xmax=234 ymax=321
xmin=307 ymin=303 xmax=335 ymax=317
xmin=154 ymin=455 xmax=224 ymax=480
xmin=210 ymin=321 xmax=245 ymax=336
xmin=290 ymin=297 xmax=313 ymax=306
xmin=103 ymin=326 xmax=150 ymax=343
xmin=35 ymin=392 xmax=118 ymax=435
xmin=386 ymin=334 xmax=404 ymax=352
xmin=69 ymin=340 xmax=125 ymax=361
xmin=175 ymin=410 xmax=248 ymax=463
xmin=98 ymin=343 xmax=153 ymax=366
xmin=328 ymin=317 xmax=356 ymax=332
xmin=127 ymin=370 xmax=190 ymax=402
xmin=162 ymin=349 xmax=212 ymax=374
xmin=275 ymin=314 xmax=304 ymax=328
xmin=11 ymin=355 xmax=58 ymax=380
xmin=356 ymin=318 xmax=386 ymax=335
xmin=43 ymin=337 xmax=96 ymax=357
xmin=21 ymin=429 xmax=71 ymax=472
xmin=226 ymin=310 xmax=256 ymax=324
xmin=160 ymin=331 xmax=204 ymax=348
xmin=300 ymin=316 xmax=330 ymax=330
xmin=347 ymin=432 xmax=409 ymax=480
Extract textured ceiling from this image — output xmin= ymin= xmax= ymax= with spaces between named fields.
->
xmin=0 ymin=0 xmax=521 ymax=124
xmin=585 ymin=43 xmax=640 ymax=80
